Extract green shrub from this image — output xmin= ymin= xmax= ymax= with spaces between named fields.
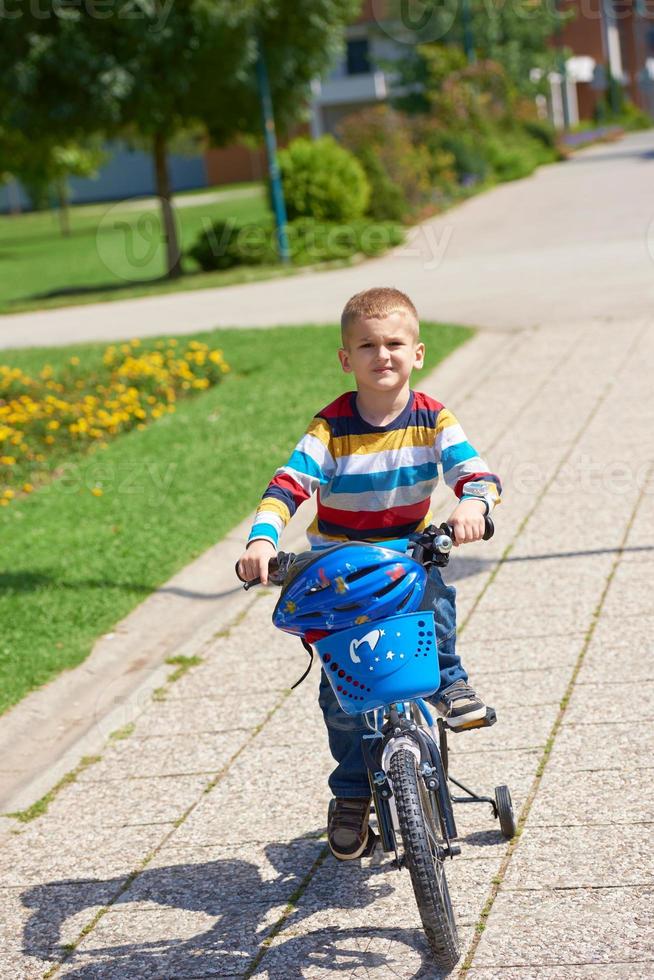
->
xmin=188 ymin=216 xmax=404 ymax=271
xmin=484 ymin=136 xmax=541 ymax=181
xmin=438 ymin=134 xmax=490 ymax=185
xmin=188 ymin=219 xmax=276 ymax=271
xmin=521 ymin=118 xmax=558 ymax=150
xmin=339 ymin=106 xmax=434 ymax=220
xmin=278 ymin=136 xmax=370 ymax=222
xmin=351 ymin=147 xmax=408 ymax=222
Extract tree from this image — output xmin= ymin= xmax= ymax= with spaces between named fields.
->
xmin=0 ymin=127 xmax=103 ymax=232
xmin=0 ymin=0 xmax=361 ymax=278
xmin=381 ymin=0 xmax=560 ymax=108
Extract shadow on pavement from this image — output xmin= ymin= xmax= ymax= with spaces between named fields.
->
xmin=20 ymin=838 xmax=443 ymax=979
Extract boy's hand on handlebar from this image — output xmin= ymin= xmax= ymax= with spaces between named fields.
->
xmin=237 ymin=540 xmax=277 ymax=585
xmin=447 ymin=499 xmax=488 ymax=546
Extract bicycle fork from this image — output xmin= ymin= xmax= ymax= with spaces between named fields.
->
xmin=363 ymin=716 xmax=460 ymax=864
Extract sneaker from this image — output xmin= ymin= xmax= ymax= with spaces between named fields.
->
xmin=327 ymin=797 xmax=371 ymax=861
xmin=433 ymin=680 xmax=487 ymax=728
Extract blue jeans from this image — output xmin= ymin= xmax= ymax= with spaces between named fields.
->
xmin=318 ymin=567 xmax=466 ymax=799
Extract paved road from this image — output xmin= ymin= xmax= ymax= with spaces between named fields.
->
xmin=0 ymin=131 xmax=653 ymax=348
xmin=2 ymin=318 xmax=653 ymax=977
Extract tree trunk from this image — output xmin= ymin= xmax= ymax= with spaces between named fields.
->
xmin=7 ymin=178 xmax=22 ymax=216
xmin=153 ymin=131 xmax=182 ymax=279
xmin=56 ymin=178 xmax=71 ymax=237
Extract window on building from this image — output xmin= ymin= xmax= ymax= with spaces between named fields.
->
xmin=346 ymin=38 xmax=371 ymax=75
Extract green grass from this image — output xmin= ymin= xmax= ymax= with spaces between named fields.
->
xmin=0 ymin=321 xmax=471 ymax=713
xmin=0 ymin=185 xmax=272 ymax=313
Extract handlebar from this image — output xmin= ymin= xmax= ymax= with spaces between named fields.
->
xmin=236 ymin=515 xmax=494 ymax=589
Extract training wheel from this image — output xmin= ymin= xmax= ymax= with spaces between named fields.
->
xmin=494 ymin=785 xmax=517 ymax=839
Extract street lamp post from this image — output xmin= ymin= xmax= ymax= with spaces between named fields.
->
xmin=256 ymin=35 xmax=291 ymax=265
xmin=554 ymin=0 xmax=571 ymax=129
xmin=462 ymin=0 xmax=476 ymax=64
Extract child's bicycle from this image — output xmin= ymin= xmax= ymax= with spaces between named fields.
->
xmin=238 ymin=519 xmax=516 ymax=972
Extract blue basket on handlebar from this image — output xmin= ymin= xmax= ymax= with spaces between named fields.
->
xmin=315 ymin=612 xmax=440 ymax=716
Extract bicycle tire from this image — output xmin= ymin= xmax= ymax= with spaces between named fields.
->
xmin=389 ymin=748 xmax=460 ymax=970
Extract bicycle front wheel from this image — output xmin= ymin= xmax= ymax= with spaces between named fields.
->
xmin=389 ymin=748 xmax=460 ymax=970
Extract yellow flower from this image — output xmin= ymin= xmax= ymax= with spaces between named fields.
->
xmin=3 ymin=489 xmax=14 ymax=499
xmin=0 ymin=499 xmax=8 ymax=507
xmin=23 ymin=483 xmax=34 ymax=493
xmin=0 ymin=456 xmax=16 ymax=465
xmin=47 ymin=420 xmax=60 ymax=430
xmin=91 ymin=486 xmax=103 ymax=497
xmin=45 ymin=435 xmax=55 ymax=444
xmin=69 ymin=356 xmax=80 ymax=366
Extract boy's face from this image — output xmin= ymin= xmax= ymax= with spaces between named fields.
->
xmin=338 ymin=312 xmax=425 ymax=394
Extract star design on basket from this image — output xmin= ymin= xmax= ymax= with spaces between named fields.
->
xmin=386 ymin=651 xmax=395 ymax=660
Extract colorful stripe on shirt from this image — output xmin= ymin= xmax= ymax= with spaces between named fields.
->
xmin=248 ymin=390 xmax=501 ymax=549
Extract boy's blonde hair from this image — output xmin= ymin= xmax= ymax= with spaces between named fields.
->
xmin=341 ymin=287 xmax=419 ymax=343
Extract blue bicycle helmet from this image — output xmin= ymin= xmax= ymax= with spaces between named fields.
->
xmin=272 ymin=543 xmax=428 ymax=636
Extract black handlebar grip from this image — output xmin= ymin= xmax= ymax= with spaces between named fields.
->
xmin=483 ymin=515 xmax=495 ymax=541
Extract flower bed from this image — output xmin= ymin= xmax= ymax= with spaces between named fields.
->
xmin=0 ymin=338 xmax=230 ymax=504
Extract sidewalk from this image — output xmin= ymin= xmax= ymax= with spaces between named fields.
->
xmin=2 ymin=131 xmax=654 ymax=349
xmin=2 ymin=317 xmax=652 ymax=978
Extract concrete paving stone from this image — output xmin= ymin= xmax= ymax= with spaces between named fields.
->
xmin=469 ymin=609 xmax=587 ymax=646
xmin=0 ymin=882 xmax=111 ymax=980
xmin=303 ymin=849 xmax=499 ymax=927
xmin=471 ymin=667 xmax=570 ymax=716
xmin=76 ymin=729 xmax=249 ymax=782
xmin=527 ymin=767 xmax=654 ymax=827
xmin=466 ymin=964 xmax=654 ymax=978
xmin=475 ymin=559 xmax=612 ymax=611
xmin=167 ymin=730 xmax=332 ymax=847
xmin=42 ymin=773 xmax=211 ymax=829
xmin=457 ymin=635 xmax=583 ymax=674
xmin=0 ymin=822 xmax=167 ymax=887
xmin=163 ymin=662 xmax=292 ymax=701
xmin=501 ymin=824 xmax=654 ymax=890
xmin=619 ymin=549 xmax=654 ymax=570
xmin=169 ymin=776 xmax=328 ymax=849
xmin=447 ymin=703 xmax=556 ymax=754
xmin=544 ymin=721 xmax=654 ymax=772
xmin=578 ymin=621 xmax=653 ymax=683
xmin=250 ymin=885 xmax=476 ymax=980
xmin=59 ymin=904 xmax=277 ymax=978
xmin=471 ymin=886 xmax=654 ymax=967
xmin=564 ymin=680 xmax=654 ymax=726
xmin=467 ymin=609 xmax=592 ymax=647
xmin=135 ymin=692 xmax=288 ymax=738
xmin=122 ymin=838 xmax=323 ymax=911
xmin=446 ymin=748 xmax=537 ymax=814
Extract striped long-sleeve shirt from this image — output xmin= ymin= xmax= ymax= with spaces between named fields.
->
xmin=248 ymin=390 xmax=501 ymax=549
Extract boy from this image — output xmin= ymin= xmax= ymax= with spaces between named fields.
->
xmin=237 ymin=287 xmax=501 ymax=861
